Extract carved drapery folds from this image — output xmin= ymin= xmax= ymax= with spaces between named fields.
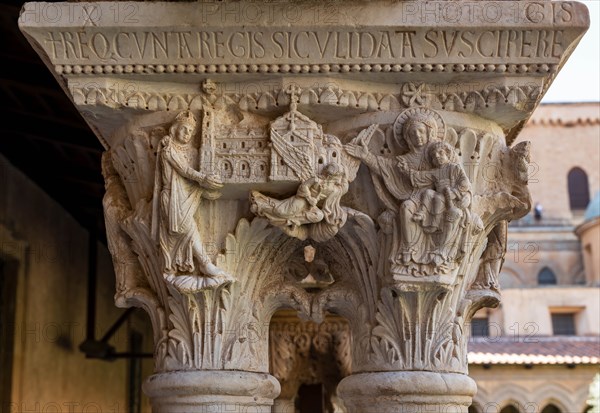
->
xmin=19 ymin=0 xmax=588 ymax=410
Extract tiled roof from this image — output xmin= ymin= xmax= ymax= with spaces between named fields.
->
xmin=468 ymin=336 xmax=600 ymax=365
xmin=528 ymin=117 xmax=600 ymax=127
xmin=526 ymin=102 xmax=600 ymax=127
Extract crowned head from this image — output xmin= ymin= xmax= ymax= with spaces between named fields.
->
xmin=404 ymin=113 xmax=438 ymax=150
xmin=394 ymin=108 xmax=445 ymax=152
xmin=174 ymin=110 xmax=197 ymax=128
xmin=170 ymin=111 xmax=197 ymax=144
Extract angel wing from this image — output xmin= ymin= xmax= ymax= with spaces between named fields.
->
xmin=270 ymin=129 xmax=315 ymax=181
xmin=342 ymin=123 xmax=379 ymax=182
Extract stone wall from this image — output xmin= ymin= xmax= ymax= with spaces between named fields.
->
xmin=515 ymin=103 xmax=600 ymax=224
xmin=495 ymin=103 xmax=600 ymax=288
xmin=497 ymin=287 xmax=599 ymax=336
xmin=0 ymin=153 xmax=153 ymax=413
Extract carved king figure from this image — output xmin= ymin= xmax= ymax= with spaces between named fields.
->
xmin=152 ymin=110 xmax=234 ymax=292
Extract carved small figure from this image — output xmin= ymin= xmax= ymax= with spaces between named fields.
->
xmin=249 ymin=86 xmax=376 ymax=241
xmin=404 ymin=141 xmax=477 ymax=268
xmin=151 ymin=110 xmax=234 ymax=292
xmin=285 ymin=245 xmax=335 ymax=288
xmin=407 ymin=142 xmax=468 ymax=224
xmin=250 ymin=163 xmax=349 ymax=242
xmin=471 ymin=221 xmax=507 ymax=292
xmin=509 ymin=141 xmax=533 ymax=216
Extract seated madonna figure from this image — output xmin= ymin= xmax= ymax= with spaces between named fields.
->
xmin=345 ymin=107 xmax=448 ymax=275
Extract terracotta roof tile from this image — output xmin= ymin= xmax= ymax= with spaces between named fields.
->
xmin=468 ymin=336 xmax=600 ymax=365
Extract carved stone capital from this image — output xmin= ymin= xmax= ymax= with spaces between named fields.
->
xmin=19 ymin=0 xmax=589 ymax=411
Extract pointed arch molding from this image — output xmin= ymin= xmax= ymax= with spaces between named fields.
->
xmin=18 ymin=1 xmax=590 ymax=411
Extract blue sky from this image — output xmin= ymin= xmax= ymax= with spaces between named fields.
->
xmin=543 ymin=0 xmax=600 ymax=102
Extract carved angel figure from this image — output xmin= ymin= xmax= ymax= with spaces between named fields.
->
xmin=249 ymin=93 xmax=376 ymax=242
xmin=250 ymin=163 xmax=349 ymax=242
xmin=151 ymin=110 xmax=234 ymax=291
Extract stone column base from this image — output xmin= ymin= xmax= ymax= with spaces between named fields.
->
xmin=337 ymin=372 xmax=476 ymax=413
xmin=144 ymin=370 xmax=281 ymax=413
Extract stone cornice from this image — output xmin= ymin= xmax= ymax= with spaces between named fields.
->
xmin=18 ymin=0 xmax=590 ymax=146
xmin=525 ymin=102 xmax=600 ymax=127
xmin=20 ymin=1 xmax=588 ymax=67
xmin=527 ymin=115 xmax=600 ymax=127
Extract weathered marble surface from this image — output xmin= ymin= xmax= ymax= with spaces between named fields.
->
xmin=19 ymin=1 xmax=589 ymax=411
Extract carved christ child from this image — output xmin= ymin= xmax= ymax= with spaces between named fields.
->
xmin=403 ymin=141 xmax=471 ymax=230
xmin=402 ymin=141 xmax=474 ymax=266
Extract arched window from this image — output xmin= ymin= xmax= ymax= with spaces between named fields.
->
xmin=500 ymin=405 xmax=520 ymax=413
xmin=538 ymin=267 xmax=557 ymax=285
xmin=568 ymin=167 xmax=590 ymax=210
xmin=239 ymin=161 xmax=251 ymax=178
xmin=541 ymin=404 xmax=562 ymax=413
xmin=220 ymin=160 xmax=233 ymax=179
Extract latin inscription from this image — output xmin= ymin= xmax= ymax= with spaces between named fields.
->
xmin=43 ymin=28 xmax=567 ymax=63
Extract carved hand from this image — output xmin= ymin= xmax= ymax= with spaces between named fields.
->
xmin=398 ymin=159 xmax=410 ymax=172
xmin=345 ymin=141 xmax=369 ymax=160
xmin=199 ymin=173 xmax=224 ymax=190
